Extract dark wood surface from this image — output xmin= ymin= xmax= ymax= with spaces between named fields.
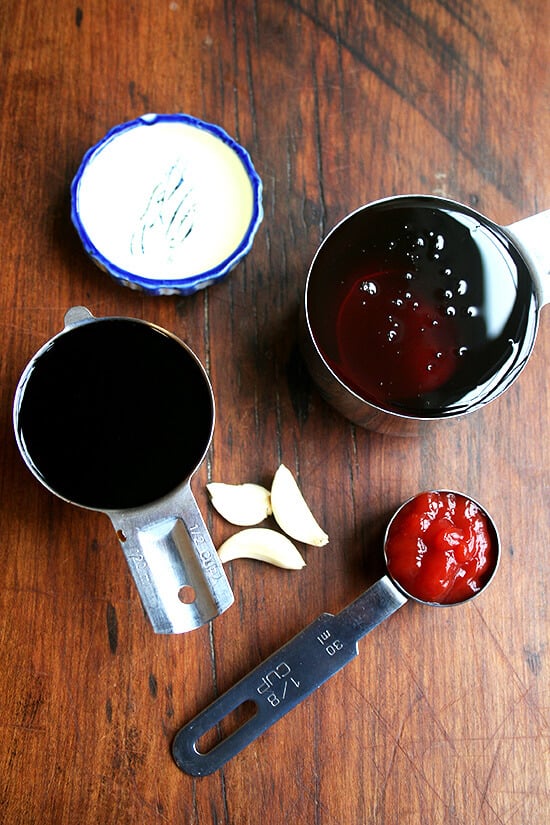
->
xmin=1 ymin=1 xmax=548 ymax=823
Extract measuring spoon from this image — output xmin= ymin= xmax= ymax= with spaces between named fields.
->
xmin=172 ymin=490 xmax=500 ymax=775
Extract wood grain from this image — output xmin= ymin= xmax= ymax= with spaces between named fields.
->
xmin=0 ymin=1 xmax=548 ymax=823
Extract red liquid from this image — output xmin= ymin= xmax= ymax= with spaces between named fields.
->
xmin=336 ymin=270 xmax=457 ymax=403
xmin=307 ymin=199 xmax=538 ymax=416
xmin=385 ymin=491 xmax=497 ymax=604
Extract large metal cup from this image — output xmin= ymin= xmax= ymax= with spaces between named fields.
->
xmin=302 ymin=195 xmax=549 ymax=435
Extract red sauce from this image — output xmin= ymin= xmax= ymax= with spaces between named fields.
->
xmin=385 ymin=491 xmax=497 ymax=604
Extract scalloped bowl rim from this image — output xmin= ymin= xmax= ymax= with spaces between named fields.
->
xmin=70 ymin=113 xmax=264 ymax=295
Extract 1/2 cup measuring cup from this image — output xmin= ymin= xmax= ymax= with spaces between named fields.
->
xmin=302 ymin=195 xmax=549 ymax=435
xmin=172 ymin=490 xmax=500 ymax=775
xmin=13 ymin=307 xmax=234 ymax=633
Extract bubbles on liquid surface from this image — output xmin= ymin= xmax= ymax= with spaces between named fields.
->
xmin=361 ymin=280 xmax=378 ymax=295
xmin=424 ymin=231 xmax=445 ymax=261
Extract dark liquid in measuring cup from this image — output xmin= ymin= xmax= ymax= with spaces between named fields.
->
xmin=16 ymin=319 xmax=213 ymax=510
xmin=307 ymin=198 xmax=538 ymax=417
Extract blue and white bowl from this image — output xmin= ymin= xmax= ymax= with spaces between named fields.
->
xmin=71 ymin=114 xmax=263 ymax=295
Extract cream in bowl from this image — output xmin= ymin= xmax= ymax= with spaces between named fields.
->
xmin=71 ymin=113 xmax=263 ymax=295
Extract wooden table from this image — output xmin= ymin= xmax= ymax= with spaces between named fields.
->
xmin=1 ymin=1 xmax=548 ymax=822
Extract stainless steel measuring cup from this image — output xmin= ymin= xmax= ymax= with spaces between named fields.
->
xmin=172 ymin=490 xmax=499 ymax=775
xmin=301 ymin=195 xmax=549 ymax=435
xmin=13 ymin=306 xmax=234 ymax=633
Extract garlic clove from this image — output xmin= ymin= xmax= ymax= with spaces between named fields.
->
xmin=270 ymin=464 xmax=329 ymax=547
xmin=217 ymin=528 xmax=306 ymax=569
xmin=206 ymin=482 xmax=272 ymax=526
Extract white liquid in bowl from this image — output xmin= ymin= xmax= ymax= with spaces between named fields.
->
xmin=74 ymin=117 xmax=258 ymax=283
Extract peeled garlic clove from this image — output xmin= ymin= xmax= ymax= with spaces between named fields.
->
xmin=206 ymin=482 xmax=272 ymax=526
xmin=270 ymin=464 xmax=329 ymax=547
xmin=217 ymin=528 xmax=306 ymax=569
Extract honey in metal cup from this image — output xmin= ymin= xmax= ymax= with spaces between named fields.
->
xmin=302 ymin=195 xmax=549 ymax=435
xmin=13 ymin=307 xmax=234 ymax=633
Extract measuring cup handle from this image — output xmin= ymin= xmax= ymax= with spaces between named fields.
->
xmin=505 ymin=210 xmax=550 ymax=306
xmin=172 ymin=614 xmax=357 ymax=776
xmin=109 ymin=483 xmax=234 ymax=634
xmin=172 ymin=576 xmax=405 ymax=776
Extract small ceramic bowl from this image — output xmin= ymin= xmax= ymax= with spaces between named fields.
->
xmin=71 ymin=113 xmax=263 ymax=295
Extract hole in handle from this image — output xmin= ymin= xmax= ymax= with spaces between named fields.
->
xmin=178 ymin=585 xmax=197 ymax=604
xmin=195 ymin=699 xmax=258 ymax=754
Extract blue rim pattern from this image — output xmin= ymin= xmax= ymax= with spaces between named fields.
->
xmin=70 ymin=113 xmax=264 ymax=295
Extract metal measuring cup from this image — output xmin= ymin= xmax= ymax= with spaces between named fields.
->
xmin=301 ymin=195 xmax=549 ymax=435
xmin=172 ymin=490 xmax=499 ymax=775
xmin=13 ymin=307 xmax=234 ymax=634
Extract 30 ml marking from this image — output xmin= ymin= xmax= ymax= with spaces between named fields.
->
xmin=317 ymin=628 xmax=344 ymax=657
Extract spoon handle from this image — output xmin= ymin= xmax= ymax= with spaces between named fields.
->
xmin=172 ymin=575 xmax=406 ymax=775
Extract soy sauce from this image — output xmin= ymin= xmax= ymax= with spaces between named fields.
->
xmin=16 ymin=319 xmax=213 ymax=510
xmin=307 ymin=198 xmax=538 ymax=416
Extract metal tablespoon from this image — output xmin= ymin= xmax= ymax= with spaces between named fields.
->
xmin=172 ymin=491 xmax=500 ymax=775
